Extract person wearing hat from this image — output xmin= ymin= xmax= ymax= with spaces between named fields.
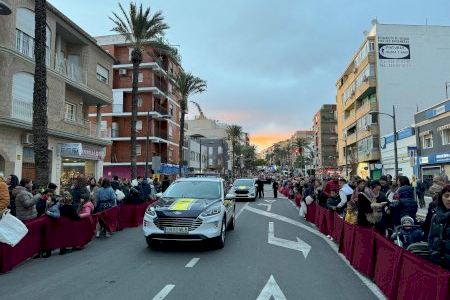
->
xmin=423 ymin=175 xmax=447 ymax=238
xmin=394 ymin=215 xmax=423 ymax=248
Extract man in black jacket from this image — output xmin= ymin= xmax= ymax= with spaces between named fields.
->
xmin=272 ymin=180 xmax=279 ymax=198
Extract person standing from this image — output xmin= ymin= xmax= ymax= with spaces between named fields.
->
xmin=6 ymin=174 xmax=19 ymax=216
xmin=95 ymin=178 xmax=117 ymax=238
xmin=272 ymin=180 xmax=279 ymax=198
xmin=416 ymin=179 xmax=426 ymax=209
xmin=161 ymin=175 xmax=171 ymax=193
xmin=12 ymin=178 xmax=37 ymax=221
xmin=71 ymin=175 xmax=90 ymax=211
xmin=257 ymin=178 xmax=265 ymax=199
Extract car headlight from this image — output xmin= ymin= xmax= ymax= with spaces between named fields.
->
xmin=201 ymin=205 xmax=222 ymax=217
xmin=145 ymin=205 xmax=156 ymax=217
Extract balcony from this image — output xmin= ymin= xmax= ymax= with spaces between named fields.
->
xmin=15 ymin=29 xmax=50 ymax=66
xmin=356 ymin=101 xmax=378 ymax=120
xmin=357 ymin=149 xmax=381 ymax=162
xmin=110 ymin=128 xmax=169 ymax=141
xmin=11 ymin=99 xmax=32 ymax=122
xmin=344 ymin=76 xmax=376 ymax=110
xmin=55 ymin=54 xmax=87 ymax=85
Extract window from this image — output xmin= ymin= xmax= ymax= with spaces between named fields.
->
xmin=136 ymin=144 xmax=142 ymax=156
xmin=12 ymin=72 xmax=34 ymax=121
xmin=168 ymin=124 xmax=173 ymax=138
xmin=136 ymin=120 xmax=142 ymax=131
xmin=169 ymin=149 xmax=173 ymax=159
xmin=422 ymin=133 xmax=433 ymax=149
xmin=65 ymin=102 xmax=76 ymax=122
xmin=128 ymin=48 xmax=133 ymax=61
xmin=169 ymin=104 xmax=174 ymax=116
xmin=138 ymin=72 xmax=143 ymax=83
xmin=441 ymin=129 xmax=450 ymax=145
xmin=209 ymin=147 xmax=213 ymax=155
xmin=96 ymin=64 xmax=109 ymax=84
xmin=137 ymin=96 xmax=143 ymax=107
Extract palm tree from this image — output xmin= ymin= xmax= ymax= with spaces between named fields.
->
xmin=171 ymin=71 xmax=207 ymax=176
xmin=33 ymin=0 xmax=49 ymax=186
xmin=226 ymin=125 xmax=243 ymax=177
xmin=110 ymin=2 xmax=174 ymax=179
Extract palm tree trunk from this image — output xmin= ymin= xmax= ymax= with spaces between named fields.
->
xmin=130 ymin=49 xmax=142 ymax=179
xmin=33 ymin=0 xmax=49 ymax=187
xmin=178 ymin=100 xmax=186 ymax=177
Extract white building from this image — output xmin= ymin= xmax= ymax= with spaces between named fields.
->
xmin=380 ymin=126 xmax=416 ymax=179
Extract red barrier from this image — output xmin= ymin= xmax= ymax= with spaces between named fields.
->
xmin=294 ymin=194 xmax=302 ymax=207
xmin=43 ymin=216 xmax=95 ymax=251
xmin=325 ymin=210 xmax=334 ymax=236
xmin=315 ymin=206 xmax=328 ymax=235
xmin=118 ymin=204 xmax=138 ymax=228
xmin=373 ymin=232 xmax=402 ymax=299
xmin=98 ymin=206 xmax=119 ymax=232
xmin=332 ymin=213 xmax=344 ymax=243
xmin=0 ymin=216 xmax=47 ymax=273
xmin=305 ymin=202 xmax=317 ymax=223
xmin=339 ymin=221 xmax=355 ymax=262
xmin=396 ymin=250 xmax=450 ymax=300
xmin=351 ymin=227 xmax=375 ymax=278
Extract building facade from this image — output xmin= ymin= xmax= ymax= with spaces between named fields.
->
xmin=93 ymin=34 xmax=182 ymax=179
xmin=313 ymin=104 xmax=338 ymax=177
xmin=0 ymin=1 xmax=114 ymax=187
xmin=380 ymin=127 xmax=416 ymax=179
xmin=337 ymin=21 xmax=450 ymax=179
xmin=415 ymin=99 xmax=450 ymax=186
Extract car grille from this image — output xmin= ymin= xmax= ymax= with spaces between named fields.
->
xmin=154 ymin=218 xmax=203 ymax=231
xmin=235 ymin=190 xmax=249 ymax=195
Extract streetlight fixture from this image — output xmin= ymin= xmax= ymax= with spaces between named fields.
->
xmin=370 ymin=105 xmax=399 ymax=179
xmin=0 ymin=1 xmax=11 ymax=15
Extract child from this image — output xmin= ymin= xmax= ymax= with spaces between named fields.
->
xmin=59 ymin=191 xmax=80 ymax=221
xmin=326 ymin=189 xmax=340 ymax=210
xmin=36 ymin=189 xmax=55 ymax=217
xmin=395 ymin=216 xmax=423 ymax=248
xmin=79 ymin=195 xmax=94 ymax=218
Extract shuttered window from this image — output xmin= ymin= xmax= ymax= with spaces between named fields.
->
xmin=96 ymin=64 xmax=109 ymax=84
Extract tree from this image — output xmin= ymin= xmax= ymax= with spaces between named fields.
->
xmin=226 ymin=125 xmax=243 ymax=177
xmin=171 ymin=71 xmax=207 ymax=176
xmin=110 ymin=2 xmax=173 ymax=179
xmin=33 ymin=0 xmax=49 ymax=186
xmin=255 ymin=158 xmax=267 ymax=166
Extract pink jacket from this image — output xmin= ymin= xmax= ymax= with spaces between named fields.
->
xmin=79 ymin=202 xmax=94 ymax=218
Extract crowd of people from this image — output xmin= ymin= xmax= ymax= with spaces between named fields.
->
xmin=275 ymin=172 xmax=450 ymax=271
xmin=0 ymin=172 xmax=173 ymax=257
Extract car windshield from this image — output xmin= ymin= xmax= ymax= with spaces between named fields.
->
xmin=164 ymin=181 xmax=221 ymax=199
xmin=234 ymin=179 xmax=254 ymax=187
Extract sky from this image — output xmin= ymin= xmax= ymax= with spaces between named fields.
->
xmin=48 ymin=0 xmax=450 ymax=151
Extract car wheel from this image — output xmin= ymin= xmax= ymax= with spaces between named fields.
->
xmin=227 ymin=206 xmax=235 ymax=231
xmin=212 ymin=218 xmax=226 ymax=249
xmin=146 ymin=237 xmax=158 ymax=249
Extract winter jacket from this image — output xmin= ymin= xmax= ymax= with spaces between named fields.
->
xmin=12 ymin=186 xmax=37 ymax=221
xmin=111 ymin=180 xmax=120 ymax=191
xmin=0 ymin=178 xmax=10 ymax=213
xmin=140 ymin=181 xmax=151 ymax=202
xmin=46 ymin=202 xmax=60 ymax=218
xmin=391 ymin=186 xmax=418 ymax=225
xmin=71 ymin=187 xmax=90 ymax=210
xmin=428 ymin=206 xmax=450 ymax=270
xmin=79 ymin=202 xmax=94 ymax=218
xmin=8 ymin=175 xmax=19 ymax=216
xmin=60 ymin=204 xmax=80 ymax=220
xmin=96 ymin=187 xmax=116 ymax=212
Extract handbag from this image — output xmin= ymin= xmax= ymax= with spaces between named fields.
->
xmin=299 ymin=201 xmax=307 ymax=218
xmin=115 ymin=189 xmax=126 ymax=202
xmin=0 ymin=209 xmax=29 ymax=247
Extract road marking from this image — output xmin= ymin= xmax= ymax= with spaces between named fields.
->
xmin=244 ymin=206 xmax=386 ymax=300
xmin=185 ymin=257 xmax=200 ymax=268
xmin=268 ymin=222 xmax=311 ymax=258
xmin=256 ymin=275 xmax=287 ymax=300
xmin=265 ymin=199 xmax=276 ymax=204
xmin=152 ymin=284 xmax=175 ymax=300
xmin=236 ymin=202 xmax=249 ymax=219
xmin=258 ymin=203 xmax=272 ymax=211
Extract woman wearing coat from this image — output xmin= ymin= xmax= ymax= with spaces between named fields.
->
xmin=357 ymin=180 xmax=387 ymax=227
xmin=95 ymin=178 xmax=116 ymax=238
xmin=390 ymin=176 xmax=418 ymax=226
xmin=12 ymin=178 xmax=37 ymax=221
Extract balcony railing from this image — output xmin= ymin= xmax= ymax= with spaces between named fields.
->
xmin=15 ymin=29 xmax=50 ymax=66
xmin=12 ymin=99 xmax=32 ymax=122
xmin=154 ymin=103 xmax=168 ymax=115
xmin=55 ymin=53 xmax=87 ymax=85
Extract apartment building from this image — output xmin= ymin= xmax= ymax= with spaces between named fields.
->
xmin=0 ymin=1 xmax=114 ymax=186
xmin=312 ymin=104 xmax=338 ymax=177
xmin=93 ymin=35 xmax=182 ymax=179
xmin=336 ymin=21 xmax=450 ymax=178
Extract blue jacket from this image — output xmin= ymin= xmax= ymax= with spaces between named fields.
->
xmin=391 ymin=186 xmax=418 ymax=225
xmin=96 ymin=187 xmax=116 ymax=207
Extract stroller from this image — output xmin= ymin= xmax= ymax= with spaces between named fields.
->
xmin=390 ymin=225 xmax=431 ymax=260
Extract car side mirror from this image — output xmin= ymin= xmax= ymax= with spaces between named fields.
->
xmin=225 ymin=193 xmax=235 ymax=200
xmin=155 ymin=192 xmax=163 ymax=198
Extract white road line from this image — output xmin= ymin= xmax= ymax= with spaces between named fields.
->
xmin=152 ymin=284 xmax=175 ymax=300
xmin=235 ymin=202 xmax=249 ymax=219
xmin=185 ymin=257 xmax=200 ymax=268
xmin=244 ymin=206 xmax=386 ymax=300
xmin=258 ymin=203 xmax=272 ymax=211
xmin=256 ymin=275 xmax=287 ymax=300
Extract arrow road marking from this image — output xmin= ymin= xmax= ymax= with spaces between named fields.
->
xmin=185 ymin=257 xmax=200 ymax=268
xmin=265 ymin=199 xmax=276 ymax=204
xmin=256 ymin=275 xmax=287 ymax=300
xmin=268 ymin=222 xmax=311 ymax=259
xmin=152 ymin=284 xmax=175 ymax=300
xmin=258 ymin=203 xmax=272 ymax=212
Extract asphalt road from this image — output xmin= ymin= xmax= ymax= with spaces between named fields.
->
xmin=0 ymin=185 xmax=384 ymax=300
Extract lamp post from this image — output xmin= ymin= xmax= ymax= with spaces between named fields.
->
xmin=371 ymin=105 xmax=398 ymax=179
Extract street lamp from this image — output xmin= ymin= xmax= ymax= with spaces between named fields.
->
xmin=371 ymin=105 xmax=399 ymax=179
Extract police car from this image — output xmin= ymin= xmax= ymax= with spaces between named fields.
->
xmin=229 ymin=178 xmax=257 ymax=201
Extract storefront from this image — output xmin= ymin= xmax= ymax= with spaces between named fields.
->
xmin=59 ymin=143 xmax=105 ymax=188
xmin=419 ymin=152 xmax=450 ymax=187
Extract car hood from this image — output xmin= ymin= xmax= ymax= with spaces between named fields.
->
xmin=153 ymin=197 xmax=222 ymax=218
xmin=233 ymin=185 xmax=254 ymax=191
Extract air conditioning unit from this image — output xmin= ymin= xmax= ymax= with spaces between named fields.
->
xmin=21 ymin=133 xmax=33 ymax=145
xmin=118 ymin=69 xmax=127 ymax=76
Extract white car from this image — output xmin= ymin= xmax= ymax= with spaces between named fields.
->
xmin=143 ymin=177 xmax=235 ymax=249
xmin=229 ymin=178 xmax=257 ymax=201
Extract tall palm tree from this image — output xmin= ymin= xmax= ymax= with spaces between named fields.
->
xmin=33 ymin=0 xmax=49 ymax=186
xmin=110 ymin=2 xmax=173 ymax=179
xmin=171 ymin=71 xmax=207 ymax=176
xmin=226 ymin=125 xmax=243 ymax=177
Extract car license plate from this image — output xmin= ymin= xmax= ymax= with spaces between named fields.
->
xmin=164 ymin=227 xmax=189 ymax=234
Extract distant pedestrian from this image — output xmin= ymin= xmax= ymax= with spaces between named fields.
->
xmin=256 ymin=178 xmax=264 ymax=198
xmin=272 ymin=180 xmax=279 ymax=198
xmin=161 ymin=176 xmax=171 ymax=193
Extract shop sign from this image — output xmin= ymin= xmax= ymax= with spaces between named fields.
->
xmin=60 ymin=143 xmax=105 ymax=160
xmin=378 ymin=36 xmax=411 ymax=68
xmin=60 ymin=143 xmax=82 ymax=156
xmin=420 ymin=152 xmax=450 ymax=165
